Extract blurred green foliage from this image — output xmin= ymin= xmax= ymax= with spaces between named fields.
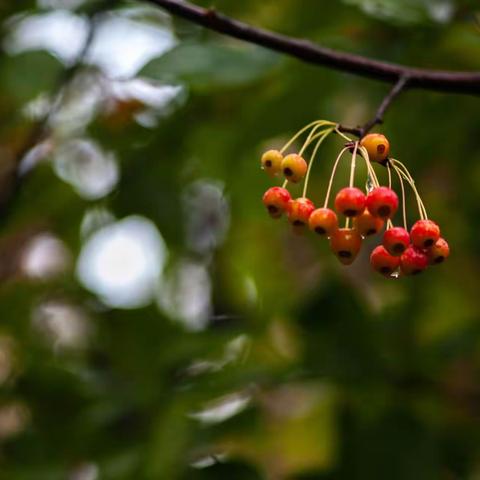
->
xmin=0 ymin=1 xmax=480 ymax=479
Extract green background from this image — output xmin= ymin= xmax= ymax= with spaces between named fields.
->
xmin=0 ymin=0 xmax=480 ymax=478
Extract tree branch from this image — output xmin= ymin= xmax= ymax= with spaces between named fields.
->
xmin=339 ymin=75 xmax=411 ymax=137
xmin=143 ymin=0 xmax=480 ymax=95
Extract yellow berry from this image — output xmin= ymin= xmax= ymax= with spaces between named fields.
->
xmin=261 ymin=150 xmax=283 ymax=177
xmin=360 ymin=133 xmax=390 ymax=163
xmin=281 ymin=154 xmax=307 ymax=183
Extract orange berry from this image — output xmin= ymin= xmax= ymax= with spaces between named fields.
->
xmin=287 ymin=197 xmax=315 ymax=228
xmin=360 ymin=133 xmax=390 ymax=163
xmin=427 ymin=237 xmax=450 ymax=265
xmin=370 ymin=245 xmax=400 ymax=276
xmin=353 ymin=210 xmax=384 ymax=237
xmin=281 ymin=154 xmax=307 ymax=183
xmin=334 ymin=187 xmax=366 ymax=217
xmin=330 ymin=228 xmax=362 ymax=265
xmin=308 ymin=208 xmax=338 ymax=237
xmin=262 ymin=187 xmax=291 ymax=219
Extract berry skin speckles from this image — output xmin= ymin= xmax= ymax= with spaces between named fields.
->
xmin=370 ymin=245 xmax=400 ymax=276
xmin=366 ymin=187 xmax=399 ymax=219
xmin=360 ymin=133 xmax=390 ymax=163
xmin=400 ymin=246 xmax=428 ymax=275
xmin=330 ymin=228 xmax=362 ymax=265
xmin=261 ymin=150 xmax=283 ymax=177
xmin=410 ymin=220 xmax=440 ymax=249
xmin=334 ymin=187 xmax=366 ymax=217
xmin=281 ymin=154 xmax=308 ymax=183
xmin=287 ymin=197 xmax=315 ymax=227
xmin=383 ymin=227 xmax=410 ymax=256
xmin=262 ymin=187 xmax=291 ymax=219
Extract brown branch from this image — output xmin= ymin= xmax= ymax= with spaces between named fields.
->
xmin=144 ymin=0 xmax=480 ymax=95
xmin=339 ymin=75 xmax=411 ymax=137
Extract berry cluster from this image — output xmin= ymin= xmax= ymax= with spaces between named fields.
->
xmin=261 ymin=121 xmax=449 ymax=278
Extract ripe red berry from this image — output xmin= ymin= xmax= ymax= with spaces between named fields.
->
xmin=261 ymin=150 xmax=283 ymax=177
xmin=400 ymin=246 xmax=428 ymax=275
xmin=360 ymin=133 xmax=390 ymax=163
xmin=308 ymin=208 xmax=338 ymax=236
xmin=366 ymin=187 xmax=399 ymax=219
xmin=383 ymin=227 xmax=410 ymax=256
xmin=334 ymin=187 xmax=366 ymax=217
xmin=427 ymin=237 xmax=450 ymax=265
xmin=287 ymin=197 xmax=315 ymax=227
xmin=329 ymin=228 xmax=362 ymax=265
xmin=262 ymin=187 xmax=291 ymax=219
xmin=410 ymin=220 xmax=440 ymax=249
xmin=370 ymin=245 xmax=400 ymax=276
xmin=353 ymin=210 xmax=384 ymax=237
xmin=281 ymin=154 xmax=308 ymax=183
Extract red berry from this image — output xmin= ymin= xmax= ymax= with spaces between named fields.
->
xmin=262 ymin=187 xmax=291 ymax=219
xmin=370 ymin=245 xmax=400 ymax=276
xmin=334 ymin=187 xmax=366 ymax=217
xmin=400 ymin=246 xmax=428 ymax=275
xmin=330 ymin=228 xmax=362 ymax=265
xmin=360 ymin=133 xmax=390 ymax=163
xmin=287 ymin=197 xmax=315 ymax=227
xmin=281 ymin=154 xmax=308 ymax=183
xmin=410 ymin=220 xmax=440 ymax=249
xmin=261 ymin=150 xmax=283 ymax=177
xmin=308 ymin=208 xmax=338 ymax=236
xmin=427 ymin=237 xmax=450 ymax=265
xmin=353 ymin=210 xmax=384 ymax=237
xmin=383 ymin=227 xmax=410 ymax=256
xmin=366 ymin=187 xmax=399 ymax=219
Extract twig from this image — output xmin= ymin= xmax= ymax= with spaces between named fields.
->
xmin=339 ymin=76 xmax=410 ymax=138
xmin=143 ymin=0 xmax=480 ymax=95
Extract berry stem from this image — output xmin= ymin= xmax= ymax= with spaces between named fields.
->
xmin=391 ymin=159 xmax=428 ymax=220
xmin=299 ymin=124 xmax=329 ymax=156
xmin=302 ymin=128 xmax=334 ymax=198
xmin=323 ymin=147 xmax=349 ymax=208
xmin=392 ymin=163 xmax=407 ymax=229
xmin=358 ymin=145 xmax=380 ymax=188
xmin=348 ymin=141 xmax=359 ymax=188
xmin=387 ymin=161 xmax=392 ymax=189
xmin=282 ymin=179 xmax=289 ymax=189
xmin=391 ymin=161 xmax=426 ymax=220
xmin=281 ymin=120 xmax=335 ymax=154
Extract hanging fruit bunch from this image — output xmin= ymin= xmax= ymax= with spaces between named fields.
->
xmin=261 ymin=120 xmax=449 ymax=278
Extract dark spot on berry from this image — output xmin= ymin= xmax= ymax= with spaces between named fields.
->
xmin=380 ymin=267 xmax=392 ymax=275
xmin=284 ymin=167 xmax=293 ymax=177
xmin=268 ymin=205 xmax=278 ymax=214
xmin=378 ymin=206 xmax=391 ymax=218
xmin=377 ymin=144 xmax=386 ymax=154
xmin=393 ymin=243 xmax=405 ymax=254
xmin=339 ymin=250 xmax=352 ymax=258
xmin=412 ymin=269 xmax=422 ymax=275
xmin=265 ymin=160 xmax=272 ymax=167
xmin=366 ymin=228 xmax=376 ymax=236
xmin=434 ymin=256 xmax=445 ymax=264
xmin=315 ymin=227 xmax=326 ymax=235
xmin=344 ymin=209 xmax=357 ymax=217
xmin=293 ymin=220 xmax=304 ymax=227
xmin=424 ymin=239 xmax=434 ymax=248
